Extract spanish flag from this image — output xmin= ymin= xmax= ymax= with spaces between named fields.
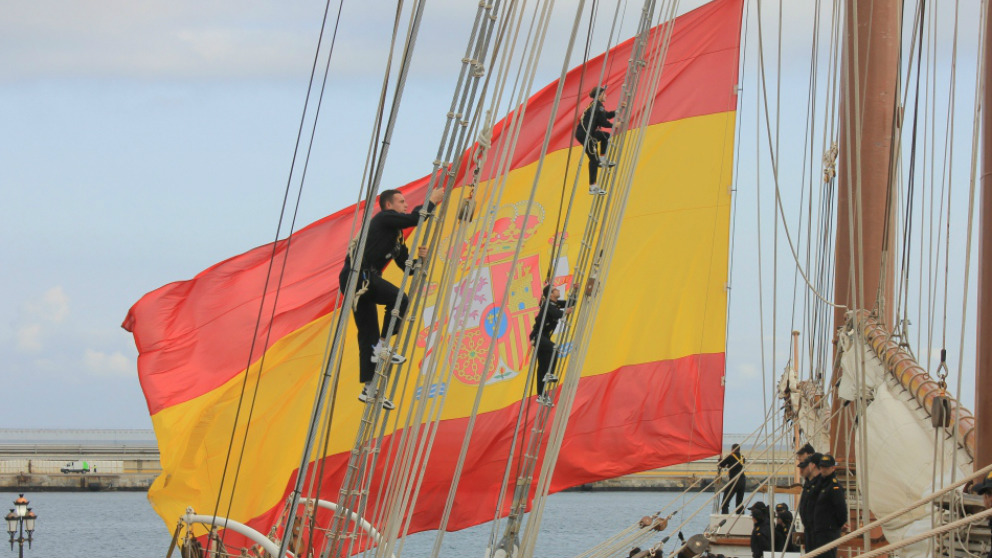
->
xmin=123 ymin=0 xmax=741 ymax=548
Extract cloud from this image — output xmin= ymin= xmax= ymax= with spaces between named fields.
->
xmin=12 ymin=286 xmax=71 ymax=353
xmin=83 ymin=349 xmax=133 ymax=378
xmin=0 ymin=2 xmax=318 ymax=81
xmin=22 ymin=285 xmax=70 ymax=323
xmin=16 ymin=324 xmax=43 ymax=352
xmin=738 ymin=363 xmax=759 ymax=380
xmin=0 ymin=0 xmax=476 ymax=81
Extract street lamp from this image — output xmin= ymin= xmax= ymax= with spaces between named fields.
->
xmin=6 ymin=494 xmax=37 ymax=558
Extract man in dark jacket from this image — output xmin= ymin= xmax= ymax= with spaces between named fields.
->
xmin=810 ymin=454 xmax=847 ymax=558
xmin=529 ymin=285 xmax=574 ymax=406
xmin=718 ymin=443 xmax=747 ymax=514
xmin=798 ymin=452 xmax=822 ymax=550
xmin=748 ymin=502 xmax=772 ymax=558
xmin=575 ymin=86 xmax=621 ymax=195
xmin=774 ymin=504 xmax=800 ymax=552
xmin=340 ymin=187 xmax=444 ymax=409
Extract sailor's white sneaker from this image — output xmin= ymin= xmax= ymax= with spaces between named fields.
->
xmin=600 ymin=157 xmax=616 ymax=168
xmin=370 ymin=343 xmax=406 ymax=364
xmin=542 ymin=373 xmax=558 ymax=383
xmin=589 ymin=184 xmax=607 ymax=195
xmin=358 ymin=385 xmax=395 ymax=410
xmin=536 ymin=394 xmax=554 ymax=407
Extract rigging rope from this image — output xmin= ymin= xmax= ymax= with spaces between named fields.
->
xmin=522 ymin=3 xmax=685 ymax=556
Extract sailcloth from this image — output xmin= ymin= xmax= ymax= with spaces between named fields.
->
xmin=123 ymin=0 xmax=742 ymax=545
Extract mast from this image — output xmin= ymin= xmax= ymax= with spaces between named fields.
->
xmin=977 ymin=0 xmax=992 ymax=473
xmin=830 ymin=0 xmax=900 ymax=464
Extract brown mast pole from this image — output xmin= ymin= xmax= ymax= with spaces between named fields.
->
xmin=976 ymin=0 xmax=992 ymax=474
xmin=830 ymin=1 xmax=900 ymax=465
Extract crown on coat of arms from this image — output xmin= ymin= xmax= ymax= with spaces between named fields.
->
xmin=448 ymin=201 xmax=545 ymax=266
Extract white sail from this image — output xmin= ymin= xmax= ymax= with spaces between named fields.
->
xmin=836 ymin=322 xmax=973 ymax=558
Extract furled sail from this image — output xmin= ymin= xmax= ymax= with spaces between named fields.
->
xmin=836 ymin=313 xmax=976 ymax=558
xmin=122 ymin=0 xmax=742 ymax=546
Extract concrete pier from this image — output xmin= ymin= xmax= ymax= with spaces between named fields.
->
xmin=1 ymin=429 xmax=796 ymax=492
xmin=0 ymin=429 xmax=160 ymax=491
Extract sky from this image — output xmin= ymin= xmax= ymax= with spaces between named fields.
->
xmin=0 ymin=0 xmax=982 ymax=440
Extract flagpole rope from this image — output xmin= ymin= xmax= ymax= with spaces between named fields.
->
xmin=322 ymin=0 xmax=531 ymax=552
xmin=522 ymin=2 xmax=688 ymax=555
xmin=501 ymin=1 xmax=640 ymax=552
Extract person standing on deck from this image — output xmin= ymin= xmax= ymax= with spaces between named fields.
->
xmin=810 ymin=454 xmax=847 ymax=558
xmin=718 ymin=443 xmax=747 ymax=514
xmin=575 ymin=86 xmax=621 ymax=195
xmin=774 ymin=504 xmax=800 ymax=553
xmin=796 ymin=454 xmax=817 ymax=550
xmin=802 ymin=453 xmax=826 ymax=550
xmin=748 ymin=502 xmax=771 ymax=558
xmin=529 ymin=285 xmax=574 ymax=406
xmin=339 ymin=187 xmax=444 ymax=410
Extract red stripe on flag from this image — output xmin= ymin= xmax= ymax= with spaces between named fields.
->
xmin=205 ymin=352 xmax=724 ymax=548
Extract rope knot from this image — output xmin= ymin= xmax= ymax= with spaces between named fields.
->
xmin=822 ymin=142 xmax=839 ymax=183
xmin=352 ymin=278 xmax=370 ymax=311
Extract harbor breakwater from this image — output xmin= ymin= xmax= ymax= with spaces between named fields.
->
xmin=1 ymin=429 xmax=796 ymax=492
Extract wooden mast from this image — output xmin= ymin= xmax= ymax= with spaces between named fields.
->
xmin=830 ymin=0 xmax=900 ymax=466
xmin=976 ymin=0 xmax=992 ymax=473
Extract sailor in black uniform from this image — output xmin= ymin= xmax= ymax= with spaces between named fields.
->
xmin=339 ymin=187 xmax=444 ymax=409
xmin=796 ymin=454 xmax=817 ymax=550
xmin=748 ymin=502 xmax=771 ymax=558
xmin=529 ymin=285 xmax=574 ymax=406
xmin=575 ymin=86 xmax=621 ymax=195
xmin=810 ymin=453 xmax=847 ymax=558
xmin=718 ymin=443 xmax=747 ymax=514
xmin=774 ymin=503 xmax=800 ymax=552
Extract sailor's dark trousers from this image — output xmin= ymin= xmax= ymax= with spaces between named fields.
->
xmin=577 ymin=129 xmax=610 ymax=184
xmin=809 ymin=529 xmax=840 ymax=558
xmin=721 ymin=474 xmax=746 ymax=514
xmin=534 ymin=335 xmax=556 ymax=395
xmin=351 ymin=271 xmax=409 ymax=383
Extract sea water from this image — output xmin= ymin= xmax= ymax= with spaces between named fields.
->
xmin=0 ymin=490 xmax=769 ymax=558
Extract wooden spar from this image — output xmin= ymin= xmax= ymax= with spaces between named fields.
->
xmin=855 ymin=312 xmax=978 ymax=459
xmin=977 ymin=0 xmax=992 ymax=473
xmin=830 ymin=0 xmax=901 ymax=466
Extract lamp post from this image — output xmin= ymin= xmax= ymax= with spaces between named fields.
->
xmin=5 ymin=494 xmax=37 ymax=558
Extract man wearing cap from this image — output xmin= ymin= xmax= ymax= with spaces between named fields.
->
xmin=748 ymin=502 xmax=772 ymax=558
xmin=575 ymin=86 xmax=621 ymax=195
xmin=774 ymin=504 xmax=800 ymax=552
xmin=971 ymin=470 xmax=992 ymax=558
xmin=718 ymin=443 xmax=747 ymax=514
xmin=798 ymin=453 xmax=822 ymax=550
xmin=810 ymin=453 xmax=847 ymax=558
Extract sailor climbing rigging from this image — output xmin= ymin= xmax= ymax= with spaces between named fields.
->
xmin=529 ymin=284 xmax=574 ymax=406
xmin=575 ymin=86 xmax=621 ymax=195
xmin=339 ymin=187 xmax=444 ymax=410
